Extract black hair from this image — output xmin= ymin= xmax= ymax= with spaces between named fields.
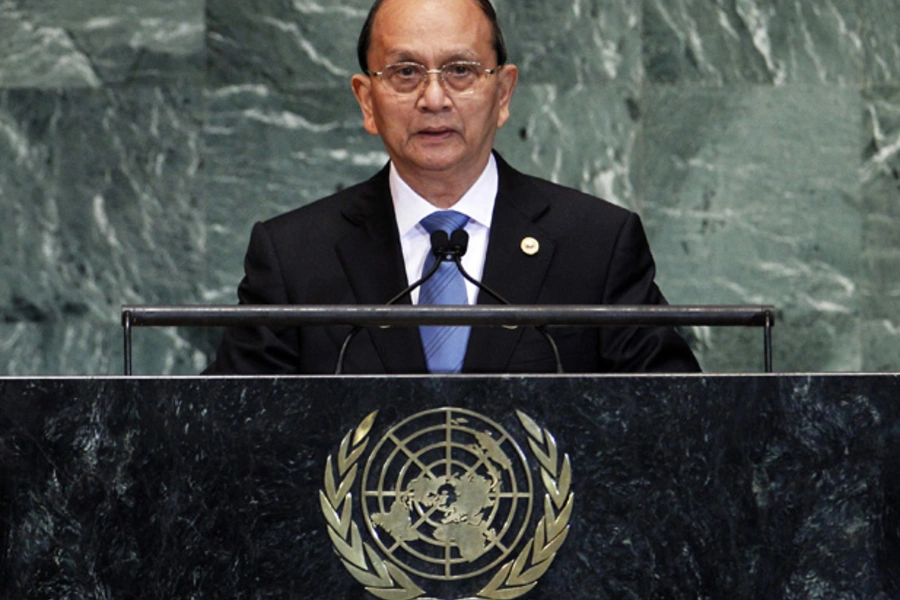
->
xmin=356 ymin=0 xmax=508 ymax=72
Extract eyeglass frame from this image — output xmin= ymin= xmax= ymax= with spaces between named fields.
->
xmin=367 ymin=60 xmax=504 ymax=95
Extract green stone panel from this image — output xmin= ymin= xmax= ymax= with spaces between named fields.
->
xmin=862 ymin=321 xmax=900 ymax=373
xmin=862 ymin=0 xmax=900 ymax=84
xmin=0 ymin=87 xmax=206 ymax=375
xmin=0 ymin=0 xmax=204 ymax=87
xmin=635 ymin=85 xmax=862 ymax=372
xmin=493 ymin=0 xmax=643 ymax=85
xmin=861 ymin=85 xmax=900 ymax=371
xmin=127 ymin=325 xmax=214 ymax=375
xmin=0 ymin=322 xmax=110 ymax=375
xmin=644 ymin=0 xmax=863 ymax=85
xmin=201 ymin=84 xmax=387 ymax=304
xmin=207 ymin=0 xmax=369 ymax=89
xmin=0 ymin=321 xmax=209 ymax=376
xmin=495 ymin=83 xmax=641 ymax=210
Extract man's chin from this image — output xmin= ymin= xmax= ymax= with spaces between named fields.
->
xmin=407 ymin=153 xmax=469 ymax=174
xmin=406 ymin=145 xmax=489 ymax=172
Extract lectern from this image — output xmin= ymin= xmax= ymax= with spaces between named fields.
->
xmin=2 ymin=305 xmax=897 ymax=598
xmin=1 ymin=375 xmax=898 ymax=598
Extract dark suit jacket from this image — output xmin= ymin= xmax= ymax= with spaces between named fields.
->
xmin=205 ymin=154 xmax=700 ymax=374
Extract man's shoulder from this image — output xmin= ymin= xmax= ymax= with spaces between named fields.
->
xmin=261 ymin=167 xmax=390 ymax=235
xmin=498 ymin=157 xmax=633 ymax=223
xmin=523 ymin=172 xmax=628 ymax=212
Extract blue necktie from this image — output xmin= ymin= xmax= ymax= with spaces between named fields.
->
xmin=418 ymin=210 xmax=471 ymax=374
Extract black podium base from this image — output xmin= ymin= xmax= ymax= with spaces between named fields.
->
xmin=1 ymin=374 xmax=898 ymax=599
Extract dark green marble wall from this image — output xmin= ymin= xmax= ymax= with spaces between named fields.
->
xmin=1 ymin=0 xmax=898 ymax=375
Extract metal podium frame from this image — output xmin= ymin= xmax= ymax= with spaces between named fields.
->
xmin=120 ymin=304 xmax=775 ymax=375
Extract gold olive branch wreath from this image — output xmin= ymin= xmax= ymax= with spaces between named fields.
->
xmin=319 ymin=410 xmax=573 ymax=600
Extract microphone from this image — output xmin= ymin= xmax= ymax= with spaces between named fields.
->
xmin=443 ymin=230 xmax=563 ymax=374
xmin=386 ymin=230 xmax=459 ymax=305
xmin=335 ymin=227 xmax=563 ymax=374
xmin=448 ymin=228 xmax=467 ymax=258
xmin=334 ymin=228 xmax=463 ymax=374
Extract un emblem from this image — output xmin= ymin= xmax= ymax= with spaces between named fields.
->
xmin=320 ymin=408 xmax=573 ymax=600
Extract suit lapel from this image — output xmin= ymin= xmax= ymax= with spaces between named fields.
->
xmin=463 ymin=156 xmax=557 ymax=373
xmin=334 ymin=157 xmax=557 ymax=374
xmin=335 ymin=168 xmax=428 ymax=373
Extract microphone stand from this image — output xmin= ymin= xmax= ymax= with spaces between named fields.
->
xmin=336 ymin=228 xmax=564 ymax=375
xmin=335 ymin=231 xmax=453 ymax=374
xmin=446 ymin=230 xmax=563 ymax=374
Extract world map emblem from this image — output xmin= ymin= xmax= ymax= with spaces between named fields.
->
xmin=320 ymin=407 xmax=574 ymax=600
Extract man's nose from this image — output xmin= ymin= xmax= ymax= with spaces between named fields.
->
xmin=419 ymin=72 xmax=451 ymax=109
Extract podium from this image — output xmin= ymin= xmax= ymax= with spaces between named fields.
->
xmin=2 ymin=374 xmax=898 ymax=598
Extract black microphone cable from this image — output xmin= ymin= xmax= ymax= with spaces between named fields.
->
xmin=334 ymin=230 xmax=454 ymax=374
xmin=445 ymin=230 xmax=563 ymax=374
xmin=335 ymin=228 xmax=563 ymax=374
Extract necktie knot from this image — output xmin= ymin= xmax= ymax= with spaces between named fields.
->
xmin=420 ymin=210 xmax=470 ymax=235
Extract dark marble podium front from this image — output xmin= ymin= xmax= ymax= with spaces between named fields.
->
xmin=1 ymin=375 xmax=898 ymax=599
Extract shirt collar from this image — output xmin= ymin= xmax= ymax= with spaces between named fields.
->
xmin=391 ymin=154 xmax=498 ymax=236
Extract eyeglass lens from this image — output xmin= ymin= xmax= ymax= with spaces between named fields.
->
xmin=382 ymin=62 xmax=484 ymax=94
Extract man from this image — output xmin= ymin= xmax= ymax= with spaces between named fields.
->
xmin=204 ymin=0 xmax=700 ymax=375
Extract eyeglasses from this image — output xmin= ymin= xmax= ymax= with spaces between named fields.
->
xmin=368 ymin=61 xmax=503 ymax=95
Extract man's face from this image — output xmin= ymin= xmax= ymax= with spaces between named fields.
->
xmin=351 ymin=0 xmax=518 ymax=191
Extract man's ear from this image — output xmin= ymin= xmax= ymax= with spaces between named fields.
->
xmin=495 ymin=64 xmax=518 ymax=129
xmin=351 ymin=74 xmax=380 ymax=136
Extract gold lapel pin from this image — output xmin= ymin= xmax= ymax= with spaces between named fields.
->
xmin=520 ymin=236 xmax=540 ymax=256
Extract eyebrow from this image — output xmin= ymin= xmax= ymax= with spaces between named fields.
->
xmin=383 ymin=49 xmax=481 ymax=65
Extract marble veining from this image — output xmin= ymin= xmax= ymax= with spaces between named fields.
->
xmin=1 ymin=375 xmax=897 ymax=598
xmin=1 ymin=0 xmax=899 ymax=374
xmin=644 ymin=0 xmax=863 ymax=85
xmin=0 ymin=0 xmax=204 ymax=86
xmin=862 ymin=0 xmax=900 ymax=84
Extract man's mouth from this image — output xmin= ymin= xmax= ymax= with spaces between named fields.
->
xmin=419 ymin=127 xmax=455 ymax=138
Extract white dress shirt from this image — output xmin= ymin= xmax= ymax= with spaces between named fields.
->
xmin=390 ymin=154 xmax=498 ymax=305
